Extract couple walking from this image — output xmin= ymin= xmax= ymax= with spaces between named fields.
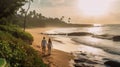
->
xmin=41 ymin=37 xmax=52 ymax=55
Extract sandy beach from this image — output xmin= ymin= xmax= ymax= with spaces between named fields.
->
xmin=26 ymin=27 xmax=73 ymax=67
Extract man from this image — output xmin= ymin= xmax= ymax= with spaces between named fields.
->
xmin=41 ymin=37 xmax=47 ymax=55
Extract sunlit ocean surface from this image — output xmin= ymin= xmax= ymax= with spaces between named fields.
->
xmin=46 ymin=24 xmax=120 ymax=66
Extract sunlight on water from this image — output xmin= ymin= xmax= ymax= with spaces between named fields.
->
xmin=87 ymin=26 xmax=103 ymax=35
xmin=78 ymin=45 xmax=104 ymax=55
xmin=93 ymin=24 xmax=102 ymax=27
xmin=87 ymin=37 xmax=100 ymax=43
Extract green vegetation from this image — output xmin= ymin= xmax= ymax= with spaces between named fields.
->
xmin=0 ymin=0 xmax=33 ymax=19
xmin=13 ymin=10 xmax=93 ymax=28
xmin=0 ymin=25 xmax=46 ymax=67
xmin=0 ymin=0 xmax=47 ymax=67
xmin=13 ymin=10 xmax=67 ymax=27
xmin=0 ymin=25 xmax=47 ymax=67
xmin=0 ymin=58 xmax=7 ymax=67
xmin=0 ymin=25 xmax=33 ymax=45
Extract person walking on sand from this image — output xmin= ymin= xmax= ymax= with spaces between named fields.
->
xmin=47 ymin=38 xmax=52 ymax=55
xmin=41 ymin=37 xmax=47 ymax=55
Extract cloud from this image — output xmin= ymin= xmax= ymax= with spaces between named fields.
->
xmin=39 ymin=0 xmax=60 ymax=7
xmin=112 ymin=0 xmax=120 ymax=13
xmin=39 ymin=0 xmax=77 ymax=7
xmin=109 ymin=0 xmax=120 ymax=23
xmin=49 ymin=0 xmax=65 ymax=5
xmin=24 ymin=0 xmax=120 ymax=24
xmin=39 ymin=0 xmax=53 ymax=7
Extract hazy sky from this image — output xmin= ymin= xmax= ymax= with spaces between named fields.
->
xmin=24 ymin=0 xmax=120 ymax=24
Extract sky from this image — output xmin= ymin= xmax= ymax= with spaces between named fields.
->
xmin=23 ymin=0 xmax=120 ymax=24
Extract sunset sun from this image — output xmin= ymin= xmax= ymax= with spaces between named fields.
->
xmin=78 ymin=0 xmax=113 ymax=17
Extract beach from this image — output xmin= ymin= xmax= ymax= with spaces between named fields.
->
xmin=26 ymin=27 xmax=73 ymax=67
xmin=26 ymin=25 xmax=120 ymax=67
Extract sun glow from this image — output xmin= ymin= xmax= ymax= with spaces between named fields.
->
xmin=87 ymin=26 xmax=102 ymax=34
xmin=78 ymin=0 xmax=113 ymax=17
xmin=93 ymin=24 xmax=102 ymax=27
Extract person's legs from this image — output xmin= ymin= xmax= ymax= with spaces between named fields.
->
xmin=42 ymin=46 xmax=46 ymax=55
xmin=48 ymin=47 xmax=51 ymax=55
xmin=42 ymin=47 xmax=44 ymax=54
xmin=44 ymin=47 xmax=46 ymax=54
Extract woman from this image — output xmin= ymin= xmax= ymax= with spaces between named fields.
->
xmin=47 ymin=38 xmax=52 ymax=55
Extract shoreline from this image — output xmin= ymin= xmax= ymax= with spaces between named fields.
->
xmin=26 ymin=27 xmax=73 ymax=67
xmin=26 ymin=27 xmax=120 ymax=67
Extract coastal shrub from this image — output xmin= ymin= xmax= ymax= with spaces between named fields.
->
xmin=0 ymin=58 xmax=10 ymax=67
xmin=0 ymin=25 xmax=33 ymax=45
xmin=22 ymin=46 xmax=47 ymax=67
xmin=0 ymin=25 xmax=47 ymax=67
xmin=0 ymin=41 xmax=26 ymax=67
xmin=0 ymin=40 xmax=47 ymax=67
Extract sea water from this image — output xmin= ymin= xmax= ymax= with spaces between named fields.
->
xmin=45 ymin=24 xmax=120 ymax=67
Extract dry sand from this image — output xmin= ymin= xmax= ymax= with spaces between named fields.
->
xmin=26 ymin=27 xmax=73 ymax=67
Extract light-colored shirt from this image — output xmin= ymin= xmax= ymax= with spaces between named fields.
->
xmin=48 ymin=42 xmax=52 ymax=48
xmin=41 ymin=39 xmax=47 ymax=47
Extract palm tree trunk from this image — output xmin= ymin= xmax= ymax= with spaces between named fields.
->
xmin=24 ymin=0 xmax=31 ymax=31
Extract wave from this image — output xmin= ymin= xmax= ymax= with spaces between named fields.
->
xmin=44 ymin=30 xmax=120 ymax=42
xmin=92 ymin=34 xmax=113 ymax=40
xmin=71 ymin=36 xmax=120 ymax=55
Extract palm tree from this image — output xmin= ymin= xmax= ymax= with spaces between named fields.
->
xmin=68 ymin=17 xmax=71 ymax=23
xmin=20 ymin=8 xmax=25 ymax=16
xmin=23 ymin=0 xmax=32 ymax=31
xmin=38 ymin=13 xmax=42 ymax=19
xmin=60 ymin=16 xmax=64 ymax=21
xmin=33 ymin=10 xmax=36 ymax=17
xmin=28 ymin=11 xmax=33 ymax=18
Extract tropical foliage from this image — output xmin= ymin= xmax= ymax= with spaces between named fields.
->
xmin=0 ymin=0 xmax=47 ymax=67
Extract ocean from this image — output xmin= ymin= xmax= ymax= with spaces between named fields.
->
xmin=45 ymin=24 xmax=120 ymax=67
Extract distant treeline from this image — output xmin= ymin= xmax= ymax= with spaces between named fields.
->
xmin=10 ymin=10 xmax=93 ymax=28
